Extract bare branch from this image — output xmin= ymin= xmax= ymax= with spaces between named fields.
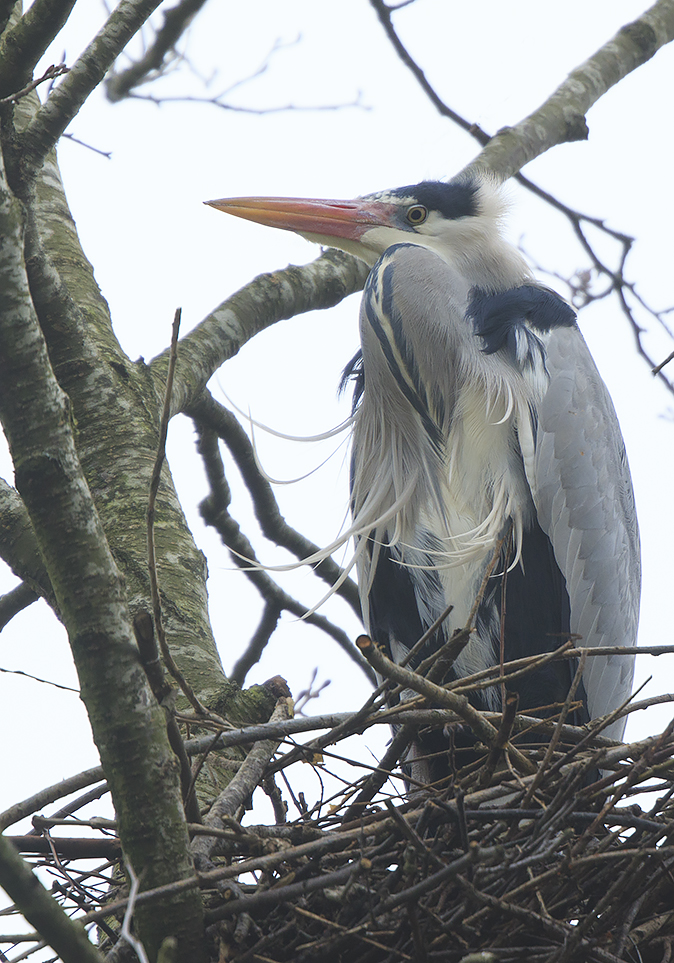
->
xmin=193 ymin=420 xmax=375 ymax=684
xmin=0 ymin=581 xmax=38 ymax=628
xmin=468 ymin=0 xmax=674 ymax=178
xmin=155 ymin=248 xmax=370 ymax=416
xmin=148 ymin=308 xmax=207 ymax=716
xmin=230 ymin=601 xmax=282 ymax=687
xmin=187 ymin=390 xmax=361 ymax=617
xmin=0 ymin=834 xmax=105 ymax=963
xmin=106 ymin=0 xmax=209 ymax=101
xmin=124 ymin=89 xmax=364 ymax=114
xmin=191 ymin=697 xmax=293 ymax=862
xmin=0 ymin=768 xmax=106 ymax=833
xmin=18 ymin=0 xmax=164 ymax=177
xmin=0 ymin=0 xmax=74 ymax=99
xmin=0 ymin=63 xmax=69 ymax=105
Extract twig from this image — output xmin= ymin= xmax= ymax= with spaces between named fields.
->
xmin=193 ymin=419 xmax=373 ymax=683
xmin=18 ymin=0 xmax=164 ymax=177
xmin=356 ymin=635 xmax=536 ymax=775
xmin=0 ymin=834 xmax=105 ymax=963
xmin=0 ymin=63 xmax=68 ymax=104
xmin=147 ymin=308 xmax=207 ymax=715
xmin=0 ymin=768 xmax=106 ymax=833
xmin=133 ymin=611 xmax=202 ymax=824
xmin=188 ymin=391 xmax=361 ymax=617
xmin=191 ymin=698 xmax=294 ymax=862
xmin=106 ymin=0 xmax=209 ymax=101
xmin=120 ymin=860 xmax=150 ymax=963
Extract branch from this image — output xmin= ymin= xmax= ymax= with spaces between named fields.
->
xmin=230 ymin=600 xmax=281 ymax=687
xmin=147 ymin=308 xmax=207 ymax=716
xmin=0 ymin=768 xmax=106 ymax=833
xmin=0 ymin=581 xmax=38 ymax=629
xmin=18 ymin=0 xmax=164 ymax=177
xmin=153 ymin=247 xmax=370 ymax=415
xmin=0 ymin=477 xmax=55 ymax=607
xmin=0 ymin=834 xmax=105 ymax=963
xmin=467 ymin=0 xmax=674 ymax=178
xmin=0 ymin=62 xmax=69 ymax=105
xmin=193 ymin=421 xmax=375 ymax=684
xmin=0 ymin=0 xmax=75 ymax=99
xmin=191 ymin=697 xmax=294 ymax=862
xmin=106 ymin=0 xmax=209 ymax=102
xmin=187 ymin=390 xmax=361 ymax=617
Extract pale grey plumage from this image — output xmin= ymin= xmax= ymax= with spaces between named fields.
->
xmin=207 ymin=173 xmax=641 ymax=772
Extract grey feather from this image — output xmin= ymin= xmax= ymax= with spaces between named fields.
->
xmin=524 ymin=326 xmax=640 ymax=738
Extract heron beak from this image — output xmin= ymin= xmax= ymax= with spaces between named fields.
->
xmin=204 ymin=195 xmax=395 ymax=242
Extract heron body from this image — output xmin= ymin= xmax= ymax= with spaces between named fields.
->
xmin=208 ymin=174 xmax=640 ymax=780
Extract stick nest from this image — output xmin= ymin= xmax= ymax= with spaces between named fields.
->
xmin=200 ymin=719 xmax=674 ymax=963
xmin=5 ymin=699 xmax=674 ymax=963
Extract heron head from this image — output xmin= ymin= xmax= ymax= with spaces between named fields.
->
xmin=205 ymin=172 xmax=525 ymax=283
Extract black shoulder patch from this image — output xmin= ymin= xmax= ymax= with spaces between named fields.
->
xmin=468 ymin=285 xmax=576 ymax=355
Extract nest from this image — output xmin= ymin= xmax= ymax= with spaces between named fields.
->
xmin=5 ymin=691 xmax=674 ymax=963
xmin=194 ymin=712 xmax=674 ymax=963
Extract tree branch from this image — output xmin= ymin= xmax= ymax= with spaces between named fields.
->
xmin=191 ymin=697 xmax=293 ymax=863
xmin=187 ymin=390 xmax=361 ymax=617
xmin=0 ymin=834 xmax=105 ymax=963
xmin=466 ymin=0 xmax=674 ymax=178
xmin=17 ymin=0 xmax=164 ymax=177
xmin=0 ymin=0 xmax=74 ymax=99
xmin=0 ymin=581 xmax=39 ymax=629
xmin=106 ymin=0 xmax=209 ymax=102
xmin=155 ymin=247 xmax=370 ymax=415
xmin=0 ymin=477 xmax=54 ymax=606
xmin=193 ymin=421 xmax=375 ymax=684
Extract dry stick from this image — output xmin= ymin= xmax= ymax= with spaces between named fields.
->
xmin=0 ymin=63 xmax=69 ymax=105
xmin=498 ymin=527 xmax=513 ymax=711
xmin=399 ymin=601 xmax=455 ymax=670
xmin=522 ymin=651 xmax=588 ymax=807
xmin=397 ymin=533 xmax=508 ymax=709
xmin=574 ymin=716 xmax=674 ymax=852
xmin=75 ymin=805 xmax=443 ymax=926
xmin=356 ymin=635 xmax=536 ymax=776
xmin=191 ymin=697 xmax=294 ymax=862
xmin=290 ymin=905 xmax=410 ymax=960
xmin=0 ymin=768 xmax=106 ymax=833
xmin=447 ymin=639 xmax=577 ymax=696
xmin=133 ymin=611 xmax=202 ymax=824
xmin=480 ymin=690 xmax=519 ymax=786
xmin=0 ymin=834 xmax=105 ymax=963
xmin=335 ymin=603 xmax=461 ymax=819
xmin=147 ymin=308 xmax=207 ymax=715
xmin=204 ymin=860 xmax=367 ymax=923
xmin=412 ymin=529 xmax=509 ymax=683
xmin=340 ymin=725 xmax=415 ymax=824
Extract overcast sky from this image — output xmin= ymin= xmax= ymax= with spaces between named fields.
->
xmin=2 ymin=1 xmax=674 ymax=873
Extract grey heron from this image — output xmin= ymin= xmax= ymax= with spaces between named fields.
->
xmin=207 ymin=173 xmax=640 ymax=780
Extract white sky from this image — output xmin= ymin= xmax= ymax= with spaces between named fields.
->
xmin=1 ymin=0 xmax=674 ymax=891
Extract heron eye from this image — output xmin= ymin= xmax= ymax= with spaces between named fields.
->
xmin=406 ymin=205 xmax=428 ymax=225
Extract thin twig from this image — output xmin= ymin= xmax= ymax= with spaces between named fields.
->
xmin=147 ymin=308 xmax=207 ymax=715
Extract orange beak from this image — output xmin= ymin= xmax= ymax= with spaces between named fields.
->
xmin=204 ymin=194 xmax=396 ymax=242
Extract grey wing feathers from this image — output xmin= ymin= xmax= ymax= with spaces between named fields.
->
xmin=525 ymin=326 xmax=640 ymax=740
